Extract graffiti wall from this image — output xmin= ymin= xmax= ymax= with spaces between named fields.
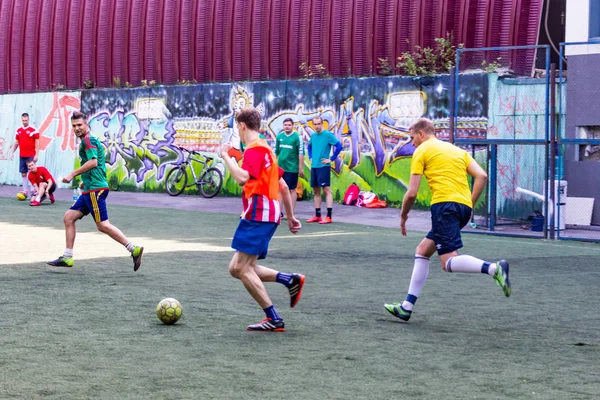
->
xmin=0 ymin=92 xmax=81 ymax=186
xmin=80 ymin=75 xmax=489 ymax=207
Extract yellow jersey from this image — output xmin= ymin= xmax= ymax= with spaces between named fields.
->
xmin=410 ymin=137 xmax=475 ymax=207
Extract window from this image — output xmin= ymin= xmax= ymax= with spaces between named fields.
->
xmin=590 ymin=0 xmax=600 ymax=40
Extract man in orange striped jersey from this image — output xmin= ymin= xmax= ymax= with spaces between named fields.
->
xmin=220 ymin=107 xmax=305 ymax=332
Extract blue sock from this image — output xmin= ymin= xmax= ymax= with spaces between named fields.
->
xmin=481 ymin=262 xmax=491 ymax=274
xmin=276 ymin=272 xmax=293 ymax=287
xmin=264 ymin=305 xmax=282 ymax=321
xmin=401 ymin=294 xmax=418 ymax=311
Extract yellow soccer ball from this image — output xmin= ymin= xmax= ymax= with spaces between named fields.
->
xmin=156 ymin=298 xmax=183 ymax=325
xmin=16 ymin=192 xmax=27 ymax=201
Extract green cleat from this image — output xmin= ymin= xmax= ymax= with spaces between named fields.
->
xmin=494 ymin=260 xmax=511 ymax=297
xmin=47 ymin=256 xmax=74 ymax=268
xmin=384 ymin=302 xmax=412 ymax=322
xmin=132 ymin=246 xmax=144 ymax=272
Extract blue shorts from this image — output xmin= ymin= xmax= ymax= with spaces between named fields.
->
xmin=282 ymin=172 xmax=299 ymax=191
xmin=70 ymin=189 xmax=110 ymax=223
xmin=19 ymin=157 xmax=34 ymax=173
xmin=232 ymin=219 xmax=278 ymax=260
xmin=310 ymin=166 xmax=331 ymax=187
xmin=426 ymin=202 xmax=472 ymax=255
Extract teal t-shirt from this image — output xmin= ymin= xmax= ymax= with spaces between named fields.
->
xmin=308 ymin=130 xmax=339 ymax=168
xmin=275 ymin=131 xmax=304 ymax=172
xmin=79 ymin=134 xmax=108 ymax=191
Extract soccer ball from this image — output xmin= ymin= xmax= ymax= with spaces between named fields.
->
xmin=16 ymin=191 xmax=27 ymax=201
xmin=156 ymin=298 xmax=182 ymax=325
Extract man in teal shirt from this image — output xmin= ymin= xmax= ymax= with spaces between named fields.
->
xmin=47 ymin=111 xmax=144 ymax=271
xmin=305 ymin=116 xmax=342 ymax=224
xmin=275 ymin=118 xmax=305 ymax=217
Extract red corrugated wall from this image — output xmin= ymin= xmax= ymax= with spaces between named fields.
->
xmin=0 ymin=0 xmax=546 ymax=94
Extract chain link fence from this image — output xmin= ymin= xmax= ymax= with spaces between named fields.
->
xmin=454 ymin=46 xmax=552 ymax=238
xmin=557 ymin=42 xmax=600 ymax=241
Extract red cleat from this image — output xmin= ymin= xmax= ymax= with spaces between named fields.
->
xmin=319 ymin=216 xmax=333 ymax=224
xmin=306 ymin=216 xmax=322 ymax=223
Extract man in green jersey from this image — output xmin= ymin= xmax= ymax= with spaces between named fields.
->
xmin=47 ymin=111 xmax=144 ymax=271
xmin=275 ymin=118 xmax=304 ymax=216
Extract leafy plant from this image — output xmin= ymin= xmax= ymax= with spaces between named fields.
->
xmin=377 ymin=58 xmax=394 ymax=76
xmin=299 ymin=62 xmax=330 ymax=78
xmin=125 ymin=81 xmax=133 ymax=88
xmin=481 ymin=57 xmax=502 ymax=73
xmin=84 ymin=78 xmax=94 ymax=89
xmin=113 ymin=76 xmax=121 ymax=87
xmin=396 ymin=33 xmax=463 ymax=76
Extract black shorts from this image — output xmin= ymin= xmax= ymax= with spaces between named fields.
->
xmin=282 ymin=172 xmax=299 ymax=191
xmin=426 ymin=202 xmax=472 ymax=255
xmin=47 ymin=182 xmax=57 ymax=194
xmin=310 ymin=166 xmax=331 ymax=187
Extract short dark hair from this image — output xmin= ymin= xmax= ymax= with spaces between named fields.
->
xmin=409 ymin=118 xmax=435 ymax=135
xmin=71 ymin=111 xmax=88 ymax=121
xmin=235 ymin=108 xmax=261 ymax=131
xmin=21 ymin=113 xmax=29 ymax=118
xmin=283 ymin=118 xmax=294 ymax=125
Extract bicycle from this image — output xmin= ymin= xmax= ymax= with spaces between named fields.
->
xmin=165 ymin=146 xmax=224 ymax=198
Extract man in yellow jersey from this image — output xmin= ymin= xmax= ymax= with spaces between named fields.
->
xmin=384 ymin=118 xmax=510 ymax=322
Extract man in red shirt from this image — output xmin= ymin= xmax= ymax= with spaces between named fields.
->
xmin=220 ymin=107 xmax=305 ymax=332
xmin=26 ymin=160 xmax=56 ymax=206
xmin=10 ymin=113 xmax=39 ymax=197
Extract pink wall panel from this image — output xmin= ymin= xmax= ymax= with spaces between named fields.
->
xmin=373 ymin=0 xmax=398 ymax=73
xmin=309 ymin=0 xmax=332 ymax=72
xmin=195 ymin=0 xmax=215 ymax=82
xmin=66 ymin=0 xmax=84 ymax=88
xmin=111 ymin=0 xmax=131 ymax=85
xmin=179 ymin=0 xmax=196 ymax=81
xmin=251 ymin=0 xmax=271 ymax=80
xmin=213 ymin=0 xmax=234 ymax=81
xmin=9 ymin=0 xmax=26 ymax=92
xmin=127 ymin=0 xmax=147 ymax=85
xmin=36 ymin=0 xmax=55 ymax=91
xmin=144 ymin=0 xmax=163 ymax=83
xmin=232 ymin=0 xmax=252 ymax=81
xmin=23 ymin=0 xmax=43 ymax=91
xmin=352 ymin=0 xmax=375 ymax=76
xmin=95 ymin=0 xmax=115 ymax=87
xmin=288 ymin=0 xmax=311 ymax=78
xmin=81 ymin=0 xmax=98 ymax=87
xmin=0 ymin=0 xmax=15 ymax=92
xmin=330 ymin=0 xmax=353 ymax=77
xmin=51 ymin=0 xmax=69 ymax=89
xmin=269 ymin=0 xmax=289 ymax=79
xmin=162 ymin=0 xmax=180 ymax=84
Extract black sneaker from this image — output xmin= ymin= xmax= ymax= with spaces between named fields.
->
xmin=288 ymin=274 xmax=305 ymax=308
xmin=247 ymin=318 xmax=285 ymax=332
xmin=132 ymin=246 xmax=144 ymax=271
xmin=47 ymin=256 xmax=74 ymax=267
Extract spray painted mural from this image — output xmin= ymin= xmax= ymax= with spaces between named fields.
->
xmin=80 ymin=75 xmax=489 ymax=207
xmin=0 ymin=92 xmax=81 ymax=186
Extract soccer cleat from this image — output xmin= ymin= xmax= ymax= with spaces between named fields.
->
xmin=47 ymin=256 xmax=74 ymax=268
xmin=319 ymin=216 xmax=333 ymax=224
xmin=132 ymin=246 xmax=144 ymax=272
xmin=30 ymin=201 xmax=40 ymax=206
xmin=494 ymin=260 xmax=511 ymax=297
xmin=49 ymin=193 xmax=55 ymax=204
xmin=247 ymin=318 xmax=285 ymax=332
xmin=288 ymin=274 xmax=305 ymax=308
xmin=306 ymin=216 xmax=322 ymax=223
xmin=384 ymin=302 xmax=412 ymax=322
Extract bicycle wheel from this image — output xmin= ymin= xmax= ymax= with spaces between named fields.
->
xmin=165 ymin=166 xmax=188 ymax=196
xmin=198 ymin=167 xmax=223 ymax=198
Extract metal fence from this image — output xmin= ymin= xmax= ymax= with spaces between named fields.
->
xmin=454 ymin=45 xmax=554 ymax=239
xmin=557 ymin=42 xmax=600 ymax=242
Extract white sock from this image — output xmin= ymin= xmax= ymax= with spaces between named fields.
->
xmin=63 ymin=248 xmax=74 ymax=258
xmin=125 ymin=241 xmax=135 ymax=253
xmin=446 ymin=255 xmax=497 ymax=275
xmin=36 ymin=196 xmax=41 ymax=202
xmin=402 ymin=255 xmax=430 ymax=311
xmin=22 ymin=177 xmax=28 ymax=193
